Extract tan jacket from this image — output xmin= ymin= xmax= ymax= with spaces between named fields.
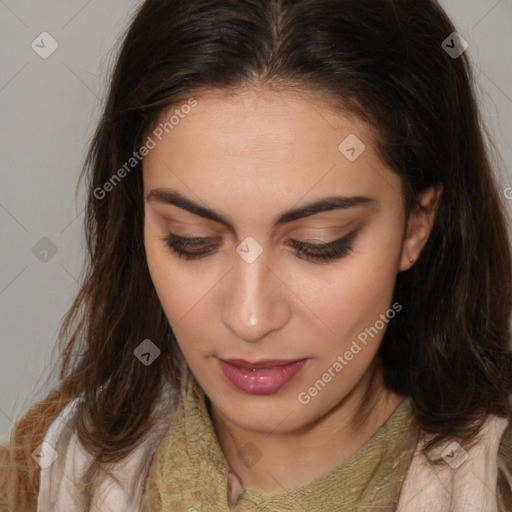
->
xmin=35 ymin=380 xmax=511 ymax=511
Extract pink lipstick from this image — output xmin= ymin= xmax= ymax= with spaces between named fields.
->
xmin=218 ymin=358 xmax=308 ymax=395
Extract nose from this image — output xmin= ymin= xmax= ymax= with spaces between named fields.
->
xmin=221 ymin=246 xmax=291 ymax=343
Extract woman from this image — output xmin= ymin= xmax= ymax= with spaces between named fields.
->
xmin=1 ymin=0 xmax=512 ymax=510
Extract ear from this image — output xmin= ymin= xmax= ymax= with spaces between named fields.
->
xmin=398 ymin=184 xmax=443 ymax=272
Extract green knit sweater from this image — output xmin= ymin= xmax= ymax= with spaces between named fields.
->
xmin=139 ymin=367 xmax=418 ymax=511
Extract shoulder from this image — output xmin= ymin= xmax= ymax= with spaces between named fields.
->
xmin=0 ymin=391 xmax=81 ymax=512
xmin=37 ymin=379 xmax=179 ymax=511
xmin=0 ymin=441 xmax=12 ymax=511
xmin=36 ymin=395 xmax=84 ymax=510
xmin=496 ymin=412 xmax=512 ymax=512
xmin=398 ymin=410 xmax=510 ymax=511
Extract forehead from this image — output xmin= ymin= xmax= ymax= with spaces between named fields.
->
xmin=149 ymin=87 xmax=375 ymax=157
xmin=142 ymin=88 xmax=403 ymax=224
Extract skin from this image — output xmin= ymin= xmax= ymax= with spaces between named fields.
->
xmin=142 ymin=86 xmax=441 ymax=492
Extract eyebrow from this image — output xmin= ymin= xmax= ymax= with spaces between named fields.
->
xmin=145 ymin=188 xmax=377 ymax=230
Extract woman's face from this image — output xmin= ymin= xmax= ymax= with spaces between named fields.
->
xmin=143 ymin=87 xmax=424 ymax=435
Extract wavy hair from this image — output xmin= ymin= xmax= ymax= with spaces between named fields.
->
xmin=2 ymin=0 xmax=512 ymax=510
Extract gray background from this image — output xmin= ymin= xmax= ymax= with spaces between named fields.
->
xmin=1 ymin=0 xmax=511 ymax=441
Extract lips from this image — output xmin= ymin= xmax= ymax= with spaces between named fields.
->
xmin=221 ymin=358 xmax=304 ymax=370
xmin=218 ymin=357 xmax=309 ymax=395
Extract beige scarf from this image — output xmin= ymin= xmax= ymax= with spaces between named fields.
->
xmin=139 ymin=365 xmax=417 ymax=510
xmin=37 ymin=371 xmax=509 ymax=511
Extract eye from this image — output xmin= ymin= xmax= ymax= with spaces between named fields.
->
xmin=160 ymin=234 xmax=221 ymax=259
xmin=286 ymin=228 xmax=359 ymax=264
xmin=160 ymin=228 xmax=360 ymax=263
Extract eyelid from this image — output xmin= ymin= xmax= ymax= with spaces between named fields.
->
xmin=161 ymin=226 xmax=361 ymax=264
xmin=168 ymin=231 xmax=355 ymax=247
xmin=161 ymin=212 xmax=362 ymax=237
xmin=164 ymin=228 xmax=361 ymax=256
xmin=290 ymin=227 xmax=360 ymax=248
xmin=168 ymin=223 xmax=362 ymax=244
xmin=169 ymin=234 xmax=221 ymax=246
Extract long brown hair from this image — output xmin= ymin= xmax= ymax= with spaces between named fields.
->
xmin=2 ymin=0 xmax=512 ymax=510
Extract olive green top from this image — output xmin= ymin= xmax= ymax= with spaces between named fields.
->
xmin=139 ymin=365 xmax=418 ymax=511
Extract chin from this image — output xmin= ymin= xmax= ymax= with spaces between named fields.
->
xmin=214 ymin=390 xmax=309 ymax=431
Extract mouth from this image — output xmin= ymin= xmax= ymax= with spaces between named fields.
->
xmin=217 ymin=357 xmax=309 ymax=395
xmin=220 ymin=358 xmax=307 ymax=370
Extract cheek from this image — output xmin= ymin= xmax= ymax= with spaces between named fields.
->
xmin=144 ymin=214 xmax=198 ymax=320
xmin=144 ymin=234 xmax=221 ymax=341
xmin=145 ymin=253 xmax=212 ymax=364
xmin=302 ymin=234 xmax=401 ymax=352
xmin=144 ymin=227 xmax=189 ymax=325
xmin=146 ymin=255 xmax=194 ymax=326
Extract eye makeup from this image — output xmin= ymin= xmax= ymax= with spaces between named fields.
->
xmin=160 ymin=227 xmax=360 ymax=264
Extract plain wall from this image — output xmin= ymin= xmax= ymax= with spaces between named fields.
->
xmin=1 ymin=0 xmax=511 ymax=440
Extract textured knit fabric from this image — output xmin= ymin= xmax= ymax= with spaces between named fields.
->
xmin=34 ymin=366 xmax=511 ymax=511
xmin=33 ymin=374 xmax=511 ymax=512
xmin=139 ymin=364 xmax=419 ymax=511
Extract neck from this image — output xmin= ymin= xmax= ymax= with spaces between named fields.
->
xmin=208 ymin=359 xmax=405 ymax=492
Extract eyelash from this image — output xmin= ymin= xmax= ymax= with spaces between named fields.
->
xmin=160 ymin=229 xmax=359 ymax=264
